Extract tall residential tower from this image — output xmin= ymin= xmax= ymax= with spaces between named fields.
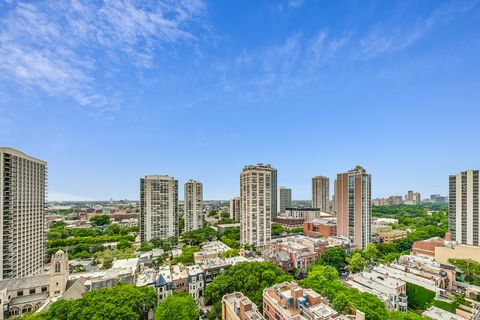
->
xmin=229 ymin=197 xmax=240 ymax=221
xmin=140 ymin=175 xmax=178 ymax=242
xmin=449 ymin=170 xmax=480 ymax=246
xmin=184 ymin=179 xmax=203 ymax=232
xmin=277 ymin=187 xmax=292 ymax=214
xmin=335 ymin=166 xmax=372 ymax=249
xmin=312 ymin=176 xmax=329 ymax=212
xmin=240 ymin=164 xmax=277 ymax=250
xmin=0 ymin=147 xmax=47 ymax=279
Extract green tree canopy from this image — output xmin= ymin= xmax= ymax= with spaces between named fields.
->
xmin=89 ymin=215 xmax=111 ymax=226
xmin=22 ymin=283 xmax=156 ymax=320
xmin=348 ymin=252 xmax=367 ymax=273
xmin=316 ymin=247 xmax=347 ymax=272
xmin=204 ymin=262 xmax=293 ymax=318
xmin=155 ymin=292 xmax=197 ymax=320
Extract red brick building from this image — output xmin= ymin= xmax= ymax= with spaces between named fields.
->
xmin=303 ymin=218 xmax=337 ymax=237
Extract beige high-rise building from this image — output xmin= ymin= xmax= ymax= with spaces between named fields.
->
xmin=229 ymin=197 xmax=240 ymax=221
xmin=335 ymin=165 xmax=372 ymax=249
xmin=0 ymin=147 xmax=47 ymax=279
xmin=140 ymin=175 xmax=178 ymax=242
xmin=240 ymin=164 xmax=276 ymax=250
xmin=449 ymin=170 xmax=480 ymax=246
xmin=184 ymin=179 xmax=203 ymax=232
xmin=312 ymin=176 xmax=329 ymax=212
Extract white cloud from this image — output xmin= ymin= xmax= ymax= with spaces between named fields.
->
xmin=218 ymin=31 xmax=349 ymax=102
xmin=0 ymin=0 xmax=207 ymax=110
xmin=359 ymin=1 xmax=478 ymax=58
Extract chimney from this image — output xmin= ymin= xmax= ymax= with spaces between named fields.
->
xmin=291 ymin=287 xmax=303 ymax=308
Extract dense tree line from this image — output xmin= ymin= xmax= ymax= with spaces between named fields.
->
xmin=47 ymin=220 xmax=138 ymax=261
xmin=22 ymin=283 xmax=157 ymax=320
xmin=372 ymin=204 xmax=448 ymax=230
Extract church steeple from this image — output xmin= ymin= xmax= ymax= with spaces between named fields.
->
xmin=49 ymin=250 xmax=69 ymax=297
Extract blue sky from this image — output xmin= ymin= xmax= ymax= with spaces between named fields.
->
xmin=1 ymin=0 xmax=479 ymax=201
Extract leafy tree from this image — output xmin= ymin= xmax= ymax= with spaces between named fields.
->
xmin=316 ymin=247 xmax=347 ymax=272
xmin=208 ymin=210 xmax=218 ymax=218
xmin=448 ymin=259 xmax=480 ymax=286
xmin=271 ymin=223 xmax=286 ymax=235
xmin=219 ymin=227 xmax=240 ymax=249
xmin=23 ymin=283 xmax=156 ymax=320
xmin=204 ymin=262 xmax=293 ymax=318
xmin=286 ymin=227 xmax=304 ymax=234
xmin=155 ymin=292 xmax=197 ymax=320
xmin=182 ymin=227 xmax=216 ymax=245
xmin=89 ymin=215 xmax=111 ymax=226
xmin=363 ymin=243 xmax=380 ymax=263
xmin=348 ymin=252 xmax=366 ymax=273
xmin=171 ymin=246 xmax=200 ymax=265
xmin=219 ymin=249 xmax=240 ymax=258
xmin=117 ymin=239 xmax=132 ymax=250
xmin=139 ymin=243 xmax=154 ymax=252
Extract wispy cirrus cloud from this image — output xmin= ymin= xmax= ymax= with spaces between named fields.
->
xmin=0 ymin=0 xmax=208 ymax=110
xmin=359 ymin=0 xmax=479 ymax=58
xmin=217 ymin=31 xmax=349 ymax=102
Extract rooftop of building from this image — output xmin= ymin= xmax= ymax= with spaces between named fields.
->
xmin=422 ymin=306 xmax=465 ymax=320
xmin=186 ymin=265 xmax=203 ymax=276
xmin=0 ymin=274 xmax=50 ymax=291
xmin=0 ymin=147 xmax=47 ymax=164
xmin=171 ymin=265 xmax=189 ymax=280
xmin=223 ymin=292 xmax=264 ymax=320
xmin=349 ymin=269 xmax=405 ymax=296
xmin=263 ymin=282 xmax=332 ymax=319
xmin=112 ymin=258 xmax=139 ymax=273
xmin=142 ymin=175 xmax=176 ymax=180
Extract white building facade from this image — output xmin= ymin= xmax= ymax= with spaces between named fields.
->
xmin=240 ymin=164 xmax=277 ymax=250
xmin=140 ymin=175 xmax=178 ymax=242
xmin=229 ymin=197 xmax=240 ymax=221
xmin=184 ymin=179 xmax=203 ymax=232
xmin=449 ymin=170 xmax=480 ymax=246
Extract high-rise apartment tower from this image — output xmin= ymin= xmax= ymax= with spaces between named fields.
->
xmin=335 ymin=166 xmax=372 ymax=249
xmin=140 ymin=175 xmax=178 ymax=242
xmin=277 ymin=187 xmax=292 ymax=214
xmin=240 ymin=164 xmax=277 ymax=250
xmin=449 ymin=170 xmax=480 ymax=246
xmin=312 ymin=176 xmax=329 ymax=212
xmin=0 ymin=147 xmax=47 ymax=279
xmin=184 ymin=179 xmax=203 ymax=232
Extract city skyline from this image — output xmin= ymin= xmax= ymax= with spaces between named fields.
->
xmin=1 ymin=0 xmax=480 ymax=201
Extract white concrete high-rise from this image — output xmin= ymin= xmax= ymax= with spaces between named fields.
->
xmin=335 ymin=166 xmax=372 ymax=249
xmin=312 ymin=176 xmax=329 ymax=212
xmin=140 ymin=175 xmax=178 ymax=242
xmin=184 ymin=179 xmax=203 ymax=232
xmin=449 ymin=170 xmax=480 ymax=246
xmin=240 ymin=163 xmax=277 ymax=250
xmin=229 ymin=197 xmax=240 ymax=221
xmin=277 ymin=187 xmax=292 ymax=214
xmin=0 ymin=147 xmax=47 ymax=279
